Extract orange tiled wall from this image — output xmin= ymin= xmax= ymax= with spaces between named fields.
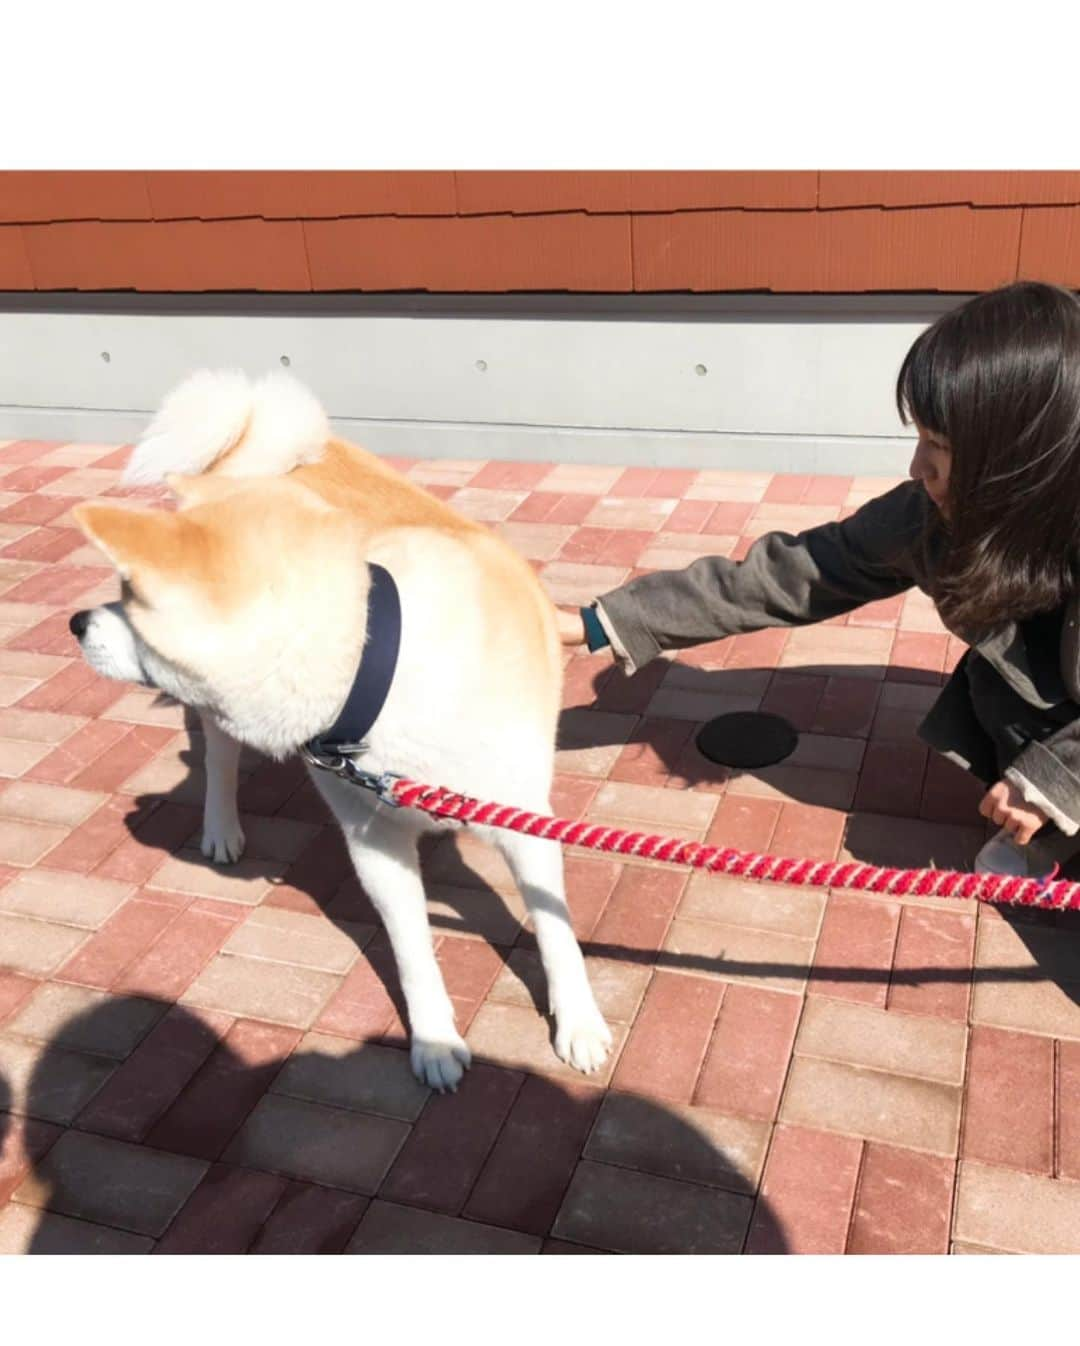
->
xmin=1 ymin=171 xmax=1079 ymax=294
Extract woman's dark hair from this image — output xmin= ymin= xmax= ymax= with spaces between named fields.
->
xmin=896 ymin=280 xmax=1080 ymax=635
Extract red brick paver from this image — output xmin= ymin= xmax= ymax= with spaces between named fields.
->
xmin=0 ymin=446 xmax=1076 ymax=1254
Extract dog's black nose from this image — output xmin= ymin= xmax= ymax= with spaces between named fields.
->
xmin=69 ymin=610 xmax=90 ymax=640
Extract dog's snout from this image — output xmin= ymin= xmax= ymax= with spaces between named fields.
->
xmin=69 ymin=610 xmax=90 ymax=640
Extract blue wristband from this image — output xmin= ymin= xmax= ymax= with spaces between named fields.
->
xmin=580 ymin=605 xmax=610 ymax=652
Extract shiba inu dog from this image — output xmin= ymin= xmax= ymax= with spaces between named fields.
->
xmin=68 ymin=370 xmax=611 ymax=1091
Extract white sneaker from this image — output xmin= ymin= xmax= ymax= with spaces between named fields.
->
xmin=974 ymin=829 xmax=1054 ymax=879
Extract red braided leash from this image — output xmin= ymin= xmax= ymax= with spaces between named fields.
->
xmin=387 ymin=777 xmax=1080 ymax=911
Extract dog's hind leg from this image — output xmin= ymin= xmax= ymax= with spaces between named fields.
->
xmin=199 ymin=711 xmax=246 ymax=864
xmin=337 ymin=804 xmax=471 ymax=1092
xmin=487 ymin=824 xmax=612 ymax=1074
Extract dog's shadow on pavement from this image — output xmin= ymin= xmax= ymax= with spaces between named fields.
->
xmin=0 ymin=997 xmax=789 ymax=1255
xmin=113 ymin=666 xmax=1080 ymax=1061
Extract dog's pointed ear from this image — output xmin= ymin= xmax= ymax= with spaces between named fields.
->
xmin=73 ymin=501 xmax=200 ymax=580
xmin=166 ymin=472 xmax=254 ymax=508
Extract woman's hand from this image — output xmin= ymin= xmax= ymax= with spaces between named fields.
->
xmin=978 ymin=779 xmax=1049 ymax=845
xmin=556 ymin=607 xmax=587 ymax=646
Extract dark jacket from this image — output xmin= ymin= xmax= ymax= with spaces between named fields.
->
xmin=595 ymin=480 xmax=1080 ymax=832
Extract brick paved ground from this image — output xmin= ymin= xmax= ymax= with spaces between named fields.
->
xmin=0 ymin=439 xmax=1078 ymax=1253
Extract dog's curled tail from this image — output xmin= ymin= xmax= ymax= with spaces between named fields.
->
xmin=123 ymin=369 xmax=331 ymax=487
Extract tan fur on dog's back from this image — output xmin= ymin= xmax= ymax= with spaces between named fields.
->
xmin=286 ymin=439 xmax=480 ymax=534
xmin=284 ymin=438 xmax=563 ymax=727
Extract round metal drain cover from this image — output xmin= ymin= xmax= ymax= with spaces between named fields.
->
xmin=695 ymin=711 xmax=798 ymax=769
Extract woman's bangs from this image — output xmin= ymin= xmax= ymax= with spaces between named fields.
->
xmin=897 ymin=327 xmax=952 ymax=436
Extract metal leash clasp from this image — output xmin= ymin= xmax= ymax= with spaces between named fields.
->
xmin=342 ymin=758 xmax=406 ymax=807
xmin=300 ymin=739 xmax=404 ymax=808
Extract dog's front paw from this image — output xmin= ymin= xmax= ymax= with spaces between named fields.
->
xmin=555 ymin=1007 xmax=613 ymax=1075
xmin=411 ymin=1032 xmax=472 ymax=1093
xmin=201 ymin=815 xmax=246 ymax=865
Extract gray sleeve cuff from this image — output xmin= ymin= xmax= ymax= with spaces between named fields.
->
xmin=593 ymin=599 xmax=641 ymax=676
xmin=593 ymin=587 xmax=665 ymax=675
xmin=1004 ymin=765 xmax=1080 ymax=837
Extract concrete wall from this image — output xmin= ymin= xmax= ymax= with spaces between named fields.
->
xmin=0 ymin=292 xmax=959 ymax=472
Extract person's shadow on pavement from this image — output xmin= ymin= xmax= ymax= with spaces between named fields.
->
xmin=0 ymin=995 xmax=788 ymax=1255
